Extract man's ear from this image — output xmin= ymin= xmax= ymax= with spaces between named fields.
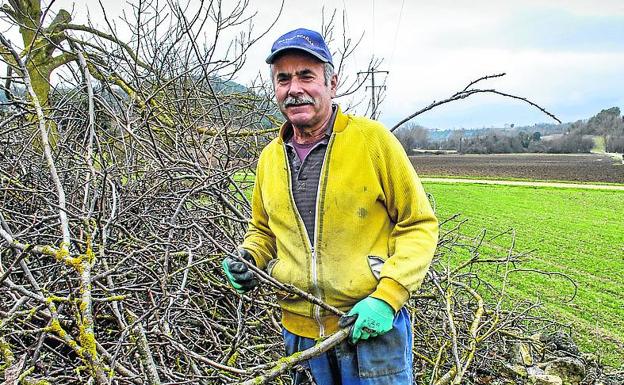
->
xmin=330 ymin=73 xmax=338 ymax=97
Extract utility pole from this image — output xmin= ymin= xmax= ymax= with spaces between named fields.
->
xmin=358 ymin=65 xmax=388 ymax=120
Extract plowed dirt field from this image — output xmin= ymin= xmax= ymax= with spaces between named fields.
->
xmin=410 ymin=153 xmax=623 ymax=183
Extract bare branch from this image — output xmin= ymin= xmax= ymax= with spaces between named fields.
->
xmin=390 ymin=73 xmax=561 ymax=132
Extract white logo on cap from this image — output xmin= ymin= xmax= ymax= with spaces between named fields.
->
xmin=276 ymin=34 xmax=315 ymax=47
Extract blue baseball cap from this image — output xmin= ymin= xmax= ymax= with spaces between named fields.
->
xmin=266 ymin=28 xmax=333 ymax=67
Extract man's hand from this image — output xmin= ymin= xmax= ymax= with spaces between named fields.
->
xmin=339 ymin=297 xmax=394 ymax=344
xmin=222 ymin=249 xmax=258 ymax=293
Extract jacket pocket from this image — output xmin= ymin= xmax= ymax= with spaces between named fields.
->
xmin=356 ymin=308 xmax=411 ymax=378
xmin=266 ymin=259 xmax=299 ymax=301
xmin=367 ymin=255 xmax=385 ymax=280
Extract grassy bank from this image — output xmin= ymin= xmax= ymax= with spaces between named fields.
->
xmin=423 ymin=181 xmax=624 ymax=367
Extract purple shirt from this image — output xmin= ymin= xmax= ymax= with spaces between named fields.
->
xmin=291 ymin=137 xmax=325 ymax=162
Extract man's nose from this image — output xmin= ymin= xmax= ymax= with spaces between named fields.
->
xmin=288 ymin=78 xmax=304 ymax=96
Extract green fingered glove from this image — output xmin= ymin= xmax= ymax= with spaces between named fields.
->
xmin=339 ymin=297 xmax=394 ymax=344
xmin=222 ymin=249 xmax=258 ymax=293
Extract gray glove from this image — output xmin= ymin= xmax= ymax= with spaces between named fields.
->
xmin=222 ymin=249 xmax=258 ymax=293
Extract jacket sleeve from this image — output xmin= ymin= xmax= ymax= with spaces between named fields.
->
xmin=241 ymin=154 xmax=277 ymax=269
xmin=368 ymin=126 xmax=439 ymax=312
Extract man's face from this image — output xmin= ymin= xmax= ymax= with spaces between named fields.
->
xmin=272 ymin=51 xmax=337 ymax=130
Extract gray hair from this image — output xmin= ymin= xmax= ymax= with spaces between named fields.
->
xmin=269 ymin=62 xmax=335 ymax=87
xmin=322 ymin=62 xmax=335 ymax=86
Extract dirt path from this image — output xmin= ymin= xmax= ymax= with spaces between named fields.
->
xmin=420 ymin=177 xmax=624 ymax=191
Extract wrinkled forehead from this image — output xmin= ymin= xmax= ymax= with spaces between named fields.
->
xmin=270 ymin=50 xmax=325 ymax=76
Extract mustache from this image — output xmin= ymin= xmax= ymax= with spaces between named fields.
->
xmin=282 ymin=95 xmax=315 ymax=107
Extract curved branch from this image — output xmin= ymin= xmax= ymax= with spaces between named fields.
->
xmin=390 ymin=73 xmax=561 ymax=132
xmin=0 ymin=32 xmax=70 ymax=247
xmin=61 ymin=23 xmax=152 ymax=70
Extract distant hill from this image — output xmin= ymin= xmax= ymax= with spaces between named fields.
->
xmin=427 ymin=122 xmax=571 ymax=142
xmin=211 ymin=78 xmax=248 ymax=94
xmin=209 ymin=78 xmax=281 ymax=128
xmin=0 ymin=78 xmax=282 ymax=128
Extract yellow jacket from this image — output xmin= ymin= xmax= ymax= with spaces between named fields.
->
xmin=242 ymin=107 xmax=438 ymax=338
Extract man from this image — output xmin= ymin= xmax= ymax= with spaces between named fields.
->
xmin=222 ymin=28 xmax=438 ymax=385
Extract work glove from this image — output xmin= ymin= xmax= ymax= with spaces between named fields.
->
xmin=339 ymin=297 xmax=394 ymax=344
xmin=222 ymin=249 xmax=258 ymax=293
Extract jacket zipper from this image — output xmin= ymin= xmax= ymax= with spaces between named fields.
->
xmin=283 ymin=134 xmax=335 ymax=337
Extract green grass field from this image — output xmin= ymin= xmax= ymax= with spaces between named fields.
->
xmin=423 ymin=182 xmax=624 ymax=366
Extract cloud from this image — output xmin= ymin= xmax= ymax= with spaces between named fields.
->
xmin=378 ymin=48 xmax=624 ymax=128
xmin=363 ymin=1 xmax=624 ymax=128
xmin=4 ymin=0 xmax=621 ymax=130
xmin=450 ymin=8 xmax=624 ymax=53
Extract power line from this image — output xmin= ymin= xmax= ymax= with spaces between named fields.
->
xmin=389 ymin=0 xmax=405 ymax=72
xmin=371 ymin=0 xmax=375 ymax=53
xmin=358 ymin=64 xmax=388 ymax=120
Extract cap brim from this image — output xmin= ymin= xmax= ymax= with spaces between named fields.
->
xmin=266 ymin=46 xmax=333 ymax=66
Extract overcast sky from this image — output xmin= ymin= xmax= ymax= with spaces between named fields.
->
xmin=246 ymin=0 xmax=624 ymax=129
xmin=6 ymin=0 xmax=624 ymax=130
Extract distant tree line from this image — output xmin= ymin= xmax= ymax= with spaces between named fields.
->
xmin=396 ymin=107 xmax=624 ymax=154
xmin=570 ymin=107 xmax=624 ymax=153
xmin=394 ymin=123 xmax=431 ymax=153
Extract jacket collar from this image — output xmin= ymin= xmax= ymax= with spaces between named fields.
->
xmin=277 ymin=104 xmax=348 ymax=144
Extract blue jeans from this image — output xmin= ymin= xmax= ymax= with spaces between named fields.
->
xmin=283 ymin=307 xmax=413 ymax=385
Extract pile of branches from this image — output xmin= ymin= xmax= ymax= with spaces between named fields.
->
xmin=0 ymin=95 xmax=566 ymax=384
xmin=0 ymin=1 xmax=580 ymax=384
xmin=0 ymin=80 xmax=568 ymax=384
